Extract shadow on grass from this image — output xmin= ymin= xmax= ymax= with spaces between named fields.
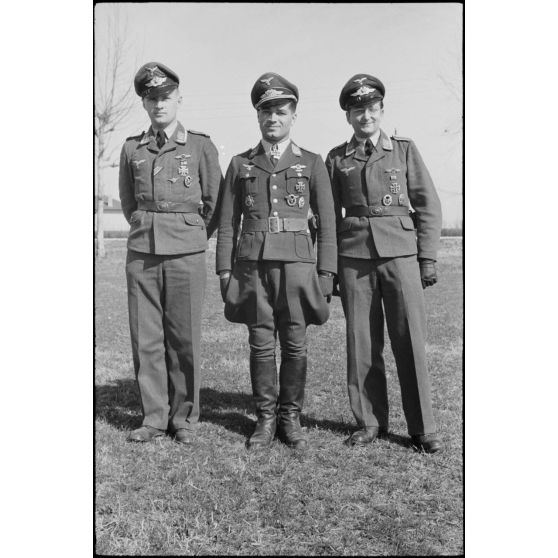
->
xmin=95 ymin=380 xmax=409 ymax=447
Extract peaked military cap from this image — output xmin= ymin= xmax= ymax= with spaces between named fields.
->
xmin=339 ymin=74 xmax=385 ymax=110
xmin=251 ymin=72 xmax=299 ymax=109
xmin=134 ymin=62 xmax=180 ymax=98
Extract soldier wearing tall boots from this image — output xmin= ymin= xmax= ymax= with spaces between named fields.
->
xmin=119 ymin=62 xmax=222 ymax=444
xmin=216 ymin=73 xmax=337 ymax=451
xmin=326 ymin=74 xmax=443 ymax=453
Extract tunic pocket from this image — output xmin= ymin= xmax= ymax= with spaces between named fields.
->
xmin=237 ymin=232 xmax=254 ymax=259
xmin=399 ymin=216 xmax=415 ymax=230
xmin=294 ymin=232 xmax=313 ymax=259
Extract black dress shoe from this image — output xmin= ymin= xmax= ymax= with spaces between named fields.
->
xmin=411 ymin=434 xmax=442 ymax=454
xmin=174 ymin=429 xmax=194 ymax=444
xmin=345 ymin=426 xmax=388 ymax=446
xmin=128 ymin=426 xmax=164 ymax=443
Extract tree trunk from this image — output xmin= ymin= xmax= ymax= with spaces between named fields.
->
xmin=96 ymin=135 xmax=106 ymax=258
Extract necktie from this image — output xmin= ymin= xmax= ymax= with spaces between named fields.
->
xmin=364 ymin=139 xmax=373 ymax=157
xmin=269 ymin=143 xmax=280 ymax=167
xmin=156 ymin=131 xmax=166 ymax=149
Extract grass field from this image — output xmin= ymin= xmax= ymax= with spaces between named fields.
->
xmin=95 ymin=238 xmax=463 ymax=556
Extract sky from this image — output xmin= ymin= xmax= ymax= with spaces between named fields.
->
xmin=95 ymin=2 xmax=463 ymax=226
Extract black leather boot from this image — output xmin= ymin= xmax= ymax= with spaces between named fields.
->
xmin=277 ymin=357 xmax=308 ymax=450
xmin=247 ymin=358 xmax=277 ymax=449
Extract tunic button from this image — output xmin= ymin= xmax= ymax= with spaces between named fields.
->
xmin=273 ymin=198 xmax=278 ymax=203
xmin=272 ymin=174 xmax=277 ymax=177
xmin=273 ymin=211 xmax=278 ymax=216
xmin=272 ymin=185 xmax=277 ymax=190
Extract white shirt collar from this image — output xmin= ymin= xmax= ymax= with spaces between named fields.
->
xmin=261 ymin=137 xmax=291 ymax=157
xmin=153 ymin=120 xmax=178 ymax=141
xmin=354 ymin=128 xmax=381 ymax=147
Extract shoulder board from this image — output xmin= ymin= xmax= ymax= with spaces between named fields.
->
xmin=125 ymin=131 xmax=146 ymax=142
xmin=330 ymin=140 xmax=348 ymax=152
xmin=187 ymin=129 xmax=210 ymax=137
xmin=391 ymin=135 xmax=412 ymax=142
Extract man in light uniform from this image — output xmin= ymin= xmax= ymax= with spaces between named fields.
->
xmin=326 ymin=74 xmax=442 ymax=453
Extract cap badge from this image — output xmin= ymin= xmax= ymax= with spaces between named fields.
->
xmin=146 ymin=66 xmax=160 ymax=77
xmin=285 ymin=194 xmax=298 ymax=207
xmin=382 ymin=194 xmax=393 ymax=206
xmin=260 ymin=76 xmax=274 ymax=85
xmin=351 ymin=86 xmax=376 ymax=97
xmin=340 ymin=166 xmax=355 ymax=175
xmin=259 ymin=89 xmax=283 ymax=102
xmin=131 ymin=159 xmax=146 ymax=169
xmin=245 ymin=194 xmax=255 ymax=207
xmin=146 ymin=75 xmax=166 ymax=88
xmin=353 ymin=77 xmax=367 ymax=85
xmin=295 ymin=181 xmax=306 ymax=193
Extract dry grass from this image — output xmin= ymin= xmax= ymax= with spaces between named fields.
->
xmin=95 ymin=238 xmax=463 ymax=555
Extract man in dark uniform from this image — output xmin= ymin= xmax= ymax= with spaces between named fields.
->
xmin=216 ymin=73 xmax=337 ymax=451
xmin=326 ymin=74 xmax=443 ymax=453
xmin=119 ymin=62 xmax=222 ymax=443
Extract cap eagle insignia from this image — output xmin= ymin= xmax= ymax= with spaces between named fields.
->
xmin=260 ymin=76 xmax=274 ymax=85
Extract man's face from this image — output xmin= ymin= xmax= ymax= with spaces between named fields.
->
xmin=257 ymin=101 xmax=297 ymax=143
xmin=142 ymin=87 xmax=181 ymax=129
xmin=346 ymin=101 xmax=384 ymax=139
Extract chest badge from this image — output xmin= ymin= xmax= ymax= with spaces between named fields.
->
xmin=132 ymin=159 xmax=146 ymax=169
xmin=295 ymin=181 xmax=306 ymax=193
xmin=168 ymin=177 xmax=178 ymax=183
xmin=153 ymin=166 xmax=163 ymax=175
xmin=245 ymin=194 xmax=255 ymax=207
xmin=382 ymin=194 xmax=393 ymax=206
xmin=398 ymin=194 xmax=406 ymax=205
xmin=178 ymin=160 xmax=190 ymax=176
xmin=298 ymin=196 xmax=305 ymax=208
xmin=285 ymin=194 xmax=299 ymax=207
xmin=290 ymin=164 xmax=306 ymax=173
xmin=184 ymin=175 xmax=193 ymax=187
xmin=390 ymin=183 xmax=400 ymax=194
xmin=175 ymin=153 xmax=191 ymax=159
xmin=242 ymin=163 xmax=255 ymax=177
xmin=385 ymin=168 xmax=401 ymax=173
xmin=340 ymin=166 xmax=355 ymax=175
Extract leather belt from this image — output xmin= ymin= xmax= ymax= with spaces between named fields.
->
xmin=242 ymin=217 xmax=308 ymax=234
xmin=345 ymin=206 xmax=410 ymax=217
xmin=137 ymin=200 xmax=199 ymax=213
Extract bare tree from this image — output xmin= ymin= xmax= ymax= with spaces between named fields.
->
xmin=94 ymin=7 xmax=136 ymax=258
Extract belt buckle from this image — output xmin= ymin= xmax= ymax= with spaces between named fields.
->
xmin=371 ymin=206 xmax=383 ymax=216
xmin=268 ymin=216 xmax=281 ymax=233
xmin=157 ymin=201 xmax=170 ymax=211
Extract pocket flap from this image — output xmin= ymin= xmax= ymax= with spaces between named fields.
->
xmin=184 ymin=213 xmax=204 ymax=226
xmin=399 ymin=215 xmax=415 ymax=231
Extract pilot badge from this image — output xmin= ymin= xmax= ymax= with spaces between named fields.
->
xmin=245 ymin=194 xmax=255 ymax=207
xmin=286 ymin=194 xmax=298 ymax=207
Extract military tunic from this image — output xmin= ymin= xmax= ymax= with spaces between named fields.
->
xmin=119 ymin=122 xmax=222 ymax=432
xmin=216 ymin=141 xmax=337 ymax=359
xmin=326 ymin=130 xmax=442 ymax=436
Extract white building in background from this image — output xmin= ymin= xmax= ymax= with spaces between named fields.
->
xmin=94 ymin=197 xmax=128 ymax=233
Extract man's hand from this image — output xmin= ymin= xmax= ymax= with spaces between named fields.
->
xmin=419 ymin=259 xmax=437 ymax=289
xmin=318 ymin=272 xmax=335 ymax=303
xmin=219 ymin=271 xmax=231 ymax=302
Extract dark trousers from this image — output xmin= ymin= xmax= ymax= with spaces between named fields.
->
xmin=225 ymin=261 xmax=329 ymax=360
xmin=339 ymin=255 xmax=436 ymax=436
xmin=125 ymin=249 xmax=206 ymax=431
